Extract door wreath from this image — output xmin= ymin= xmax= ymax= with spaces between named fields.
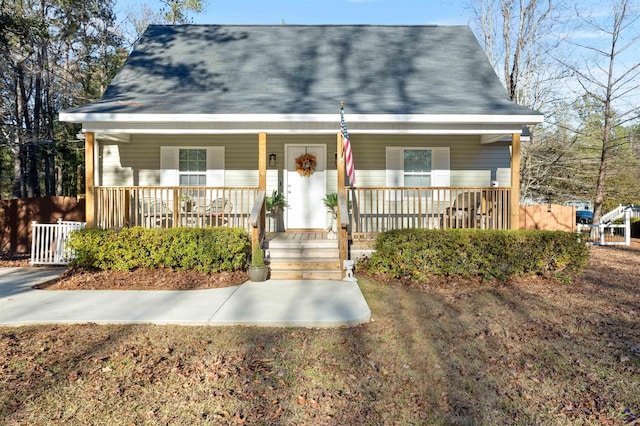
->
xmin=295 ymin=153 xmax=316 ymax=177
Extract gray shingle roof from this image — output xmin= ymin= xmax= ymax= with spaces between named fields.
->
xmin=65 ymin=25 xmax=540 ymax=116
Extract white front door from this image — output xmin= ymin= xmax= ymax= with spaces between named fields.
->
xmin=285 ymin=145 xmax=326 ymax=229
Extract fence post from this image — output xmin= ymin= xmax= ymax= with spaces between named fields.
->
xmin=30 ymin=221 xmax=38 ymax=265
xmin=625 ymin=209 xmax=631 ymax=246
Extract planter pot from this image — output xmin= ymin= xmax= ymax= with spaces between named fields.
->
xmin=248 ymin=266 xmax=269 ymax=282
xmin=327 ymin=212 xmax=338 ymax=239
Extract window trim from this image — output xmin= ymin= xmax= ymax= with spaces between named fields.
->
xmin=178 ymin=148 xmax=207 ymax=186
xmin=402 ymin=148 xmax=433 ymax=187
xmin=160 ymin=146 xmax=225 ymax=187
xmin=386 ymin=146 xmax=450 ymax=201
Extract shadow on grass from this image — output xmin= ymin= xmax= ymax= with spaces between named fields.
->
xmin=356 ymin=249 xmax=640 ymax=424
xmin=1 ymin=245 xmax=639 ymax=423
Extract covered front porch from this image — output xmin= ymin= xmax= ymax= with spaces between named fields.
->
xmin=81 ymin=128 xmax=522 ymax=279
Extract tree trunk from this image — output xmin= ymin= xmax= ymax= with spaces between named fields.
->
xmin=591 ymin=3 xmax=622 ymax=225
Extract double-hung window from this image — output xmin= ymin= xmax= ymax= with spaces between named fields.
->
xmin=160 ymin=146 xmax=224 ymax=187
xmin=179 ymin=148 xmax=207 ymax=186
xmin=386 ymin=146 xmax=450 ymax=188
xmin=403 ymin=149 xmax=432 ymax=187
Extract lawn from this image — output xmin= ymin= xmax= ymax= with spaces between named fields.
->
xmin=1 ymin=243 xmax=639 ymax=425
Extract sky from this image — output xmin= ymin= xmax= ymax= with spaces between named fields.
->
xmin=114 ymin=0 xmax=469 ymax=27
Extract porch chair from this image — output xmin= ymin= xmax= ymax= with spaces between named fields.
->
xmin=443 ymin=191 xmax=482 ymax=229
xmin=204 ymin=198 xmax=233 ymax=226
xmin=139 ymin=198 xmax=172 ymax=228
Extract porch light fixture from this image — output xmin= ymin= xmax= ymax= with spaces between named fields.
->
xmin=268 ymin=153 xmax=277 ymax=168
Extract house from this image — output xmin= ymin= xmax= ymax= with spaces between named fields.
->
xmin=59 ymin=24 xmax=543 ymax=278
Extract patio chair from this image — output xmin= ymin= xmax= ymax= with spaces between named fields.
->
xmin=140 ymin=198 xmax=172 ymax=228
xmin=204 ymin=198 xmax=233 ymax=226
xmin=443 ymin=191 xmax=482 ymax=228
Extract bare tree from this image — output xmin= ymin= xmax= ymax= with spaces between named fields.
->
xmin=122 ymin=0 xmax=208 ymax=48
xmin=468 ymin=0 xmax=565 ymax=110
xmin=468 ymin=0 xmax=573 ymax=204
xmin=559 ymin=0 xmax=640 ymax=222
xmin=159 ymin=0 xmax=205 ymax=25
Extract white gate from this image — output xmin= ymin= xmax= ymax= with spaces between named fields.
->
xmin=578 ymin=208 xmax=633 ymax=246
xmin=30 ymin=219 xmax=86 ymax=265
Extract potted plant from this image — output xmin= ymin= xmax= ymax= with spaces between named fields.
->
xmin=248 ymin=244 xmax=269 ymax=282
xmin=323 ymin=193 xmax=339 ymax=239
xmin=266 ymin=190 xmax=287 ymax=232
xmin=179 ymin=193 xmax=193 ymax=212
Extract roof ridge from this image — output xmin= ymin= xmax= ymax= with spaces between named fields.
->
xmin=145 ymin=23 xmax=468 ymax=28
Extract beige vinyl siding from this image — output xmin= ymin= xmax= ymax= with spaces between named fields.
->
xmin=351 ymin=135 xmax=511 ymax=188
xmin=98 ymin=133 xmax=511 ymax=189
xmin=99 ymin=135 xmax=260 ymax=187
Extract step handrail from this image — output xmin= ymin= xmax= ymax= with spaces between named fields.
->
xmin=600 ymin=205 xmax=631 ymax=224
xmin=250 ymin=191 xmax=266 ymax=252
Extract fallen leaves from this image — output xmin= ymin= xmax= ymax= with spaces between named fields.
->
xmin=36 ymin=268 xmax=248 ymax=290
xmin=1 ymin=242 xmax=640 ymax=424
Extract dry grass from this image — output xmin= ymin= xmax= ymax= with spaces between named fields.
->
xmin=1 ymin=243 xmax=639 ymax=425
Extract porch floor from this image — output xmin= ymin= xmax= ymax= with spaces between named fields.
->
xmin=266 ymin=232 xmax=331 ymax=241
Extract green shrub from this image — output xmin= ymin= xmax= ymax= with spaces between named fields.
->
xmin=611 ymin=216 xmax=640 ymax=238
xmin=69 ymin=227 xmax=251 ymax=273
xmin=366 ymin=229 xmax=589 ymax=282
xmin=631 ymin=218 xmax=640 ymax=238
xmin=251 ymin=244 xmax=265 ymax=267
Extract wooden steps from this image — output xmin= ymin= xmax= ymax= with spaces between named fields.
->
xmin=265 ymin=234 xmax=342 ymax=280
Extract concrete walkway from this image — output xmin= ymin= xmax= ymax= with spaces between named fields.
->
xmin=0 ymin=268 xmax=371 ymax=328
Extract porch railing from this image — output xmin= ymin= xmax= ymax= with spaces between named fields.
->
xmin=94 ymin=186 xmax=512 ymax=240
xmin=94 ymin=186 xmax=259 ymax=231
xmin=346 ymin=187 xmax=512 ymax=240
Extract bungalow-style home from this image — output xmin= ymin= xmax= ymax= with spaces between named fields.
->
xmin=60 ymin=25 xmax=543 ymax=279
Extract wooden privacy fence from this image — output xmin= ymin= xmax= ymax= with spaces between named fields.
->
xmin=30 ymin=219 xmax=86 ymax=265
xmin=519 ymin=204 xmax=576 ymax=232
xmin=0 ymin=196 xmax=85 ymax=254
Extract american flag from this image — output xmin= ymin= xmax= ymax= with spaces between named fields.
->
xmin=340 ymin=104 xmax=355 ymax=186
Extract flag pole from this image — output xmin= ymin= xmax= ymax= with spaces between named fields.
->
xmin=340 ymin=101 xmax=359 ymax=234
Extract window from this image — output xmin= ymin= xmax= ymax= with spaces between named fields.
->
xmin=179 ymin=148 xmax=207 ymax=186
xmin=403 ymin=149 xmax=432 ymax=187
xmin=160 ymin=146 xmax=224 ymax=187
xmin=386 ymin=146 xmax=449 ymax=187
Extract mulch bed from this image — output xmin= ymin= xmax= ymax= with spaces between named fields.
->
xmin=0 ymin=253 xmax=31 ymax=268
xmin=35 ymin=268 xmax=248 ymax=290
xmin=1 ymin=253 xmax=248 ymax=290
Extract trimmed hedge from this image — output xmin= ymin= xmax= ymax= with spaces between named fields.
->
xmin=68 ymin=227 xmax=251 ymax=272
xmin=366 ymin=229 xmax=589 ymax=282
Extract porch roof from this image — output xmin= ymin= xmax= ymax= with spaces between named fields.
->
xmin=61 ymin=25 xmax=542 ymax=129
